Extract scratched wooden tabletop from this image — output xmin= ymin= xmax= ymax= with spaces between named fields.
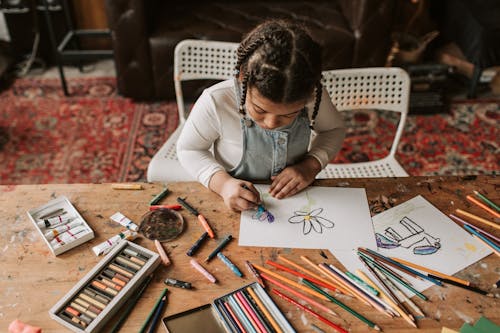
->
xmin=0 ymin=176 xmax=498 ymax=333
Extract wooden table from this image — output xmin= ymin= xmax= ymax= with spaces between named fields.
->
xmin=1 ymin=176 xmax=499 ymax=333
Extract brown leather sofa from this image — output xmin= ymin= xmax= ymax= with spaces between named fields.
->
xmin=105 ymin=0 xmax=400 ymax=101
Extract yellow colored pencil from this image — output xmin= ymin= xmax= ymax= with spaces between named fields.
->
xmin=455 ymin=209 xmax=500 ymax=230
xmin=251 ymin=264 xmax=329 ymax=301
xmin=246 ymin=286 xmax=284 ymax=333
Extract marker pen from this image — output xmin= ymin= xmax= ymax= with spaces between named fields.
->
xmin=217 ymin=252 xmax=243 ymax=277
xmin=177 ymin=197 xmax=215 ymax=238
xmin=205 ymin=235 xmax=233 ymax=262
xmin=186 ymin=232 xmax=209 ymax=256
xmin=110 ymin=212 xmax=139 ymax=231
xmin=92 ymin=230 xmax=138 ymax=256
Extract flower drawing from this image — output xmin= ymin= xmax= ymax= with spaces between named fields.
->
xmin=288 ymin=208 xmax=334 ymax=235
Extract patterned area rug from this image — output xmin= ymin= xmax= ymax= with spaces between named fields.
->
xmin=0 ymin=78 xmax=498 ymax=184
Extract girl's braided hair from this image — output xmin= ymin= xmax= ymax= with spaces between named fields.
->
xmin=235 ymin=19 xmax=323 ymax=129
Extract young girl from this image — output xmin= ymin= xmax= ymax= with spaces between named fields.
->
xmin=177 ymin=19 xmax=345 ymax=211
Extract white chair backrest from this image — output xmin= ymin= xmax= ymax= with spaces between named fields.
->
xmin=322 ymin=68 xmax=410 ymax=157
xmin=174 ymin=40 xmax=239 ymax=124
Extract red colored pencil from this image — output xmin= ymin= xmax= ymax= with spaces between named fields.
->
xmin=271 ymin=289 xmax=348 ymax=333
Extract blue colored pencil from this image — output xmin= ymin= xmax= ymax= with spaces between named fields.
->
xmin=463 ymin=224 xmax=500 ymax=252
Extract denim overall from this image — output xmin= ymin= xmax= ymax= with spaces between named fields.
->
xmin=229 ymin=78 xmax=311 ymax=181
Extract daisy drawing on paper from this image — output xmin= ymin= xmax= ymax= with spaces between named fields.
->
xmin=288 ymin=208 xmax=334 ymax=235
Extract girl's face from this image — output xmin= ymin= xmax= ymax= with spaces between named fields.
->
xmin=246 ymin=87 xmax=309 ymax=130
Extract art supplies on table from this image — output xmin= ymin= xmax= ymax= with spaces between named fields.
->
xmin=27 ymin=196 xmax=95 ymax=256
xmin=333 ymin=195 xmax=492 ymax=295
xmin=49 ymin=241 xmax=160 ymax=333
xmin=110 ymin=212 xmax=139 ymax=231
xmin=161 ymin=282 xmax=295 ymax=333
xmin=92 ymin=230 xmax=138 ymax=256
xmin=239 ymin=185 xmax=376 ymax=251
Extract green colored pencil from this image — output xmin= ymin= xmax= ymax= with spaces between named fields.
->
xmin=301 ymin=279 xmax=381 ymax=331
xmin=110 ymin=274 xmax=153 ymax=333
xmin=473 ymin=190 xmax=500 ymax=212
xmin=138 ymin=288 xmax=169 ymax=333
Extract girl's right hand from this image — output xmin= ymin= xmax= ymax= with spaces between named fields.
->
xmin=210 ymin=172 xmax=261 ymax=211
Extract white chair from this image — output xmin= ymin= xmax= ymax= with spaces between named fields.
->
xmin=147 ymin=40 xmax=239 ymax=182
xmin=317 ymin=67 xmax=410 ymax=178
xmin=147 ymin=39 xmax=409 ymax=182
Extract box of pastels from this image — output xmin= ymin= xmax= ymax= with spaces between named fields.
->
xmin=162 ymin=282 xmax=295 ymax=333
xmin=49 ymin=240 xmax=161 ymax=332
xmin=26 ymin=195 xmax=95 ymax=256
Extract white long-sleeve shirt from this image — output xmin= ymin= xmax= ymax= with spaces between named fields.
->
xmin=177 ymin=79 xmax=346 ymax=187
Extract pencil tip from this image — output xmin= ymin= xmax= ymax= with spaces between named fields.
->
xmin=374 ymin=325 xmax=382 ymax=331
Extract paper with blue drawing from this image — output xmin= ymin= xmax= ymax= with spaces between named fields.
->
xmin=238 ymin=185 xmax=377 ymax=251
xmin=333 ymin=195 xmax=492 ymax=293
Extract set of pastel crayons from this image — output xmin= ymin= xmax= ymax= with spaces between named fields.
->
xmin=27 ymin=196 xmax=94 ymax=255
xmin=49 ymin=241 xmax=160 ymax=332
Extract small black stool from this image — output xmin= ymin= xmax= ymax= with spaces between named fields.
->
xmin=439 ymin=0 xmax=500 ymax=98
xmin=41 ymin=0 xmax=113 ymax=95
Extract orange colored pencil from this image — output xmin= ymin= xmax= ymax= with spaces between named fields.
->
xmin=299 ymin=256 xmax=353 ymax=296
xmin=466 ymin=195 xmax=500 ymax=218
xmin=251 ymin=264 xmax=329 ymax=301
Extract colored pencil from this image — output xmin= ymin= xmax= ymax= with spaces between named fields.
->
xmin=138 ymin=288 xmax=168 ymax=333
xmin=234 ymin=292 xmax=267 ymax=333
xmin=271 ymin=289 xmax=348 ymax=333
xmin=359 ymin=247 xmax=442 ymax=286
xmin=455 ymin=209 xmax=500 ymax=230
xmin=467 ymin=195 xmax=500 ymax=218
xmin=246 ymin=286 xmax=284 ymax=333
xmin=260 ymin=272 xmax=338 ymax=316
xmin=278 ymin=255 xmax=343 ymax=294
xmin=245 ymin=261 xmax=265 ymax=288
xmin=471 ymin=234 xmax=500 ymax=256
xmin=493 ymin=279 xmax=500 ymax=288
xmin=450 ymin=214 xmax=500 ymax=243
xmin=299 ymin=255 xmax=353 ymax=296
xmin=366 ymin=260 xmax=425 ymax=317
xmin=214 ymin=299 xmax=243 ymax=333
xmin=473 ymin=190 xmax=500 ymax=212
xmin=345 ymin=271 xmax=379 ymax=296
xmin=463 ymin=224 xmax=500 ymax=252
xmin=253 ymin=285 xmax=296 ymax=332
xmin=147 ymin=294 xmax=168 ymax=333
xmin=251 ymin=264 xmax=329 ymax=301
xmin=427 ymin=274 xmax=494 ymax=298
xmin=390 ymin=256 xmax=471 ymax=286
xmin=323 ymin=264 xmax=394 ymax=317
xmin=266 ymin=259 xmax=342 ymax=293
xmin=356 ymin=269 xmax=418 ymax=328
xmin=358 ymin=252 xmax=428 ymax=301
xmin=228 ymin=295 xmax=256 ymax=333
xmin=110 ymin=274 xmax=153 ymax=333
xmin=221 ymin=300 xmax=246 ymax=333
xmin=301 ymin=279 xmax=381 ymax=331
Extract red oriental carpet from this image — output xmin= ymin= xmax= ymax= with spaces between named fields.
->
xmin=0 ymin=77 xmax=498 ymax=185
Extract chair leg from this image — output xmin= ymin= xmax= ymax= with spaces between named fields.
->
xmin=467 ymin=64 xmax=482 ymax=99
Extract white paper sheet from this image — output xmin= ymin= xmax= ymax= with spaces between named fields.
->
xmin=332 ymin=195 xmax=492 ymax=293
xmin=238 ymin=185 xmax=376 ymax=251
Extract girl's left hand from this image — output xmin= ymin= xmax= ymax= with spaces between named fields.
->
xmin=269 ymin=156 xmax=321 ymax=199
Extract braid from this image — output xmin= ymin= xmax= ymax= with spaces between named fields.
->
xmin=309 ymin=81 xmax=323 ymax=130
xmin=239 ymin=71 xmax=250 ymax=115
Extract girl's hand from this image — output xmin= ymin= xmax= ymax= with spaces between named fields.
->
xmin=269 ymin=156 xmax=321 ymax=199
xmin=209 ymin=171 xmax=260 ymax=211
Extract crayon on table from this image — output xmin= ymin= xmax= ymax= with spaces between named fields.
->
xmin=190 ymin=259 xmax=217 ymax=283
xmin=177 ymin=197 xmax=215 ymax=238
xmin=154 ymin=239 xmax=171 ymax=266
xmin=149 ymin=204 xmax=182 ymax=211
xmin=149 ymin=187 xmax=170 ymax=205
xmin=206 ymin=235 xmax=233 ymax=262
xmin=217 ymin=252 xmax=243 ymax=277
xmin=186 ymin=232 xmax=209 ymax=256
xmin=164 ymin=278 xmax=192 ymax=289
xmin=111 ymin=183 xmax=143 ymax=190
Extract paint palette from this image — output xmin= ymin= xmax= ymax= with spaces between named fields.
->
xmin=49 ymin=241 xmax=160 ymax=333
xmin=27 ymin=195 xmax=95 ymax=256
xmin=162 ymin=282 xmax=295 ymax=333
